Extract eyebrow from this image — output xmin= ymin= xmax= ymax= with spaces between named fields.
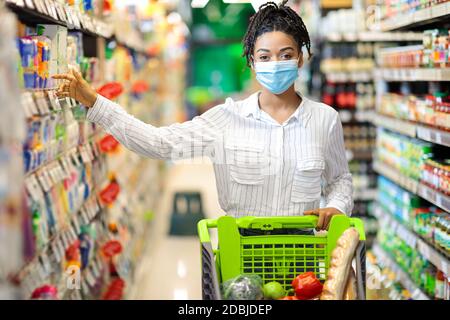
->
xmin=280 ymin=47 xmax=295 ymax=52
xmin=256 ymin=47 xmax=295 ymax=53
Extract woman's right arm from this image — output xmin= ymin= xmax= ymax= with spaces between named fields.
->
xmin=53 ymin=70 xmax=231 ymax=161
xmin=88 ymin=94 xmax=230 ymax=160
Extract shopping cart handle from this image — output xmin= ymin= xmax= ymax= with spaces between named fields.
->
xmin=198 ymin=219 xmax=217 ymax=243
xmin=236 ymin=215 xmax=319 ymax=230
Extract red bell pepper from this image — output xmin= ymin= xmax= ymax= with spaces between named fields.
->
xmin=291 ymin=272 xmax=323 ymax=300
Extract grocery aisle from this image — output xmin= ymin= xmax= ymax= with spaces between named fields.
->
xmin=1 ymin=0 xmax=449 ymax=302
xmin=131 ymin=160 xmax=224 ymax=300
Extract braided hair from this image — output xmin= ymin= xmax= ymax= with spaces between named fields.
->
xmin=242 ymin=0 xmax=312 ymax=67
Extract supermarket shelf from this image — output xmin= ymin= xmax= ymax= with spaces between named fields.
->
xmin=374 ymin=113 xmax=450 ymax=147
xmin=373 ymin=205 xmax=450 ymax=275
xmin=325 ymin=71 xmax=373 ymax=83
xmin=5 ymin=1 xmax=147 ymax=56
xmin=372 ymin=242 xmax=430 ymax=300
xmin=373 ymin=114 xmax=416 ymax=138
xmin=416 ymin=126 xmax=450 ymax=148
xmin=379 ymin=2 xmax=450 ymax=31
xmin=373 ymin=160 xmax=419 ymax=193
xmin=17 ymin=185 xmax=105 ymax=291
xmin=417 ymin=183 xmax=450 ymax=214
xmin=374 ymin=160 xmax=450 ymax=213
xmin=325 ymin=31 xmax=423 ymax=42
xmin=375 ymin=68 xmax=450 ymax=82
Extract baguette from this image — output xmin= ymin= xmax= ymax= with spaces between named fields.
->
xmin=320 ymin=227 xmax=360 ymax=300
xmin=343 ymin=268 xmax=357 ymax=300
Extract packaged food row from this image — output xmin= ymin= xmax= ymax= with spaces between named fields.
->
xmin=377 ymin=28 xmax=450 ymax=69
xmin=422 ymin=158 xmax=450 ymax=196
xmin=377 ymin=176 xmax=449 ymax=254
xmin=376 ymin=128 xmax=434 ymax=181
xmin=377 ymin=227 xmax=449 ymax=300
xmin=378 ymin=92 xmax=450 ymax=132
xmin=379 ymin=0 xmax=450 ymax=20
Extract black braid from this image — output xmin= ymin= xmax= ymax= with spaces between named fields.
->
xmin=242 ymin=0 xmax=312 ymax=67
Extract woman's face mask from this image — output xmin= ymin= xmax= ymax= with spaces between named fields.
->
xmin=253 ymin=59 xmax=299 ymax=95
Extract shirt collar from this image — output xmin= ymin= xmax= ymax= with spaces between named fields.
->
xmin=241 ymin=91 xmax=312 ymax=127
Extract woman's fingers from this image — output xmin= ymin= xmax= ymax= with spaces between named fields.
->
xmin=304 ymin=209 xmax=325 ymax=229
xmin=56 ymin=91 xmax=70 ymax=98
xmin=52 ymin=73 xmax=76 ymax=81
xmin=317 ymin=210 xmax=326 ymax=230
xmin=71 ymin=69 xmax=84 ymax=81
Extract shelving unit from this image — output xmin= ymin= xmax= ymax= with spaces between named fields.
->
xmin=324 ymin=71 xmax=373 ymax=83
xmin=5 ymin=1 xmax=148 ymax=55
xmin=373 ymin=160 xmax=450 ymax=213
xmin=373 ymin=205 xmax=450 ymax=275
xmin=325 ymin=31 xmax=423 ymax=42
xmin=372 ymin=242 xmax=430 ymax=300
xmin=375 ymin=68 xmax=450 ymax=82
xmin=371 ymin=4 xmax=450 ymax=299
xmin=374 ymin=113 xmax=450 ymax=148
xmin=379 ymin=2 xmax=450 ymax=31
xmin=0 ymin=0 xmax=186 ymax=300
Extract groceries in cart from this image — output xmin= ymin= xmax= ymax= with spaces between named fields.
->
xmin=222 ymin=274 xmax=264 ymax=300
xmin=219 ymin=225 xmax=362 ymax=300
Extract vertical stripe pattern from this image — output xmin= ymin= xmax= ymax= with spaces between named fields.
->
xmin=88 ymin=92 xmax=353 ymax=217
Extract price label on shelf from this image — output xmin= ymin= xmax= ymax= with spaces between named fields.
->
xmin=36 ymin=260 xmax=47 ymax=282
xmin=80 ymin=208 xmax=89 ymax=225
xmin=47 ymin=165 xmax=59 ymax=186
xmin=85 ymin=269 xmax=96 ymax=287
xmin=48 ymin=0 xmax=59 ymax=20
xmin=72 ymin=215 xmax=81 ymax=235
xmin=33 ymin=0 xmax=45 ymax=14
xmin=52 ymin=241 xmax=62 ymax=263
xmin=40 ymin=252 xmax=53 ymax=276
xmin=24 ymin=0 xmax=35 ymax=8
xmin=47 ymin=91 xmax=62 ymax=111
xmin=37 ymin=169 xmax=51 ymax=192
xmin=56 ymin=236 xmax=65 ymax=258
xmin=91 ymin=260 xmax=100 ymax=278
xmin=21 ymin=92 xmax=35 ymax=118
xmin=82 ymin=279 xmax=90 ymax=295
xmin=80 ymin=145 xmax=91 ymax=164
xmin=25 ymin=176 xmax=41 ymax=201
xmin=69 ymin=225 xmax=77 ymax=243
xmin=61 ymin=231 xmax=70 ymax=250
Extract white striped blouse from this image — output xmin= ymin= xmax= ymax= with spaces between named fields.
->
xmin=87 ymin=91 xmax=353 ymax=217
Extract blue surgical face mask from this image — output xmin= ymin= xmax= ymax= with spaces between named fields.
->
xmin=253 ymin=59 xmax=299 ymax=95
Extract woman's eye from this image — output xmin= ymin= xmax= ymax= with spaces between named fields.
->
xmin=281 ymin=54 xmax=292 ymax=60
xmin=259 ymin=56 xmax=269 ymax=61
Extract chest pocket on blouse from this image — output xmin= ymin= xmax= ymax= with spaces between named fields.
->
xmin=291 ymin=158 xmax=325 ymax=202
xmin=225 ymin=140 xmax=266 ymax=185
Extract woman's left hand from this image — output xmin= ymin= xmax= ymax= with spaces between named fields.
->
xmin=304 ymin=208 xmax=344 ymax=230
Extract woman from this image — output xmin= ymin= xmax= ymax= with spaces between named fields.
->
xmin=53 ymin=1 xmax=353 ymax=230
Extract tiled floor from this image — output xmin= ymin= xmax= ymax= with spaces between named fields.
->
xmin=132 ymin=159 xmax=224 ymax=300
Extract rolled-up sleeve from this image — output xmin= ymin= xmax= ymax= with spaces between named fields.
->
xmin=87 ymin=94 xmax=231 ymax=161
xmin=322 ymin=113 xmax=354 ymax=215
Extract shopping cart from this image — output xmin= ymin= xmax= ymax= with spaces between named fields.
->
xmin=198 ymin=215 xmax=366 ymax=300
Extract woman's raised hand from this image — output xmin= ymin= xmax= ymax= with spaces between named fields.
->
xmin=52 ymin=69 xmax=97 ymax=108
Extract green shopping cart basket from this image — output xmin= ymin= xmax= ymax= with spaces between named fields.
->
xmin=198 ymin=215 xmax=366 ymax=300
